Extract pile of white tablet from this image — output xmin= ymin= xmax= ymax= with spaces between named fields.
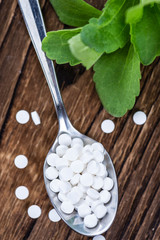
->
xmin=45 ymin=134 xmax=114 ymax=228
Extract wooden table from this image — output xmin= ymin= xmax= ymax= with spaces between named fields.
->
xmin=0 ymin=0 xmax=160 ymax=239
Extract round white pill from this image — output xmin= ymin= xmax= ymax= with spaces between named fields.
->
xmin=92 ymin=176 xmax=104 ymax=190
xmin=59 ymin=167 xmax=73 ymax=181
xmin=71 ymin=138 xmax=84 ymax=147
xmin=58 ymin=192 xmax=68 ymax=202
xmin=45 ymin=167 xmax=59 ymax=180
xmin=74 ymin=199 xmax=86 ymax=210
xmin=103 ymin=177 xmax=114 ymax=191
xmin=101 ymin=119 xmax=115 ymax=133
xmin=80 ymin=173 xmax=93 ymax=187
xmin=72 ymin=143 xmax=83 ymax=152
xmin=80 ymin=151 xmax=93 ymax=164
xmin=67 ymin=189 xmax=81 ymax=204
xmin=85 ymin=196 xmax=94 ymax=206
xmin=59 ymin=181 xmax=71 ymax=194
xmin=93 ymin=150 xmax=104 ymax=163
xmin=83 ymin=144 xmax=94 ymax=153
xmin=87 ymin=160 xmax=99 ymax=175
xmin=63 ymin=148 xmax=80 ymax=161
xmin=16 ymin=110 xmax=30 ymax=124
xmin=46 ymin=153 xmax=59 ymax=167
xmin=70 ymin=160 xmax=84 ymax=173
xmin=78 ymin=183 xmax=88 ymax=193
xmin=14 ymin=155 xmax=28 ymax=169
xmin=84 ymin=214 xmax=98 ymax=228
xmin=92 ymin=142 xmax=104 ymax=153
xmin=87 ymin=188 xmax=100 ymax=200
xmin=15 ymin=186 xmax=29 ymax=200
xmin=133 ymin=111 xmax=147 ymax=125
xmin=48 ymin=209 xmax=61 ymax=222
xmin=93 ymin=235 xmax=105 ymax=240
xmin=97 ymin=163 xmax=106 ymax=178
xmin=56 ymin=158 xmax=69 ymax=170
xmin=70 ymin=174 xmax=80 ymax=185
xmin=94 ymin=204 xmax=107 ymax=219
xmin=28 ymin=205 xmax=41 ymax=219
xmin=50 ymin=179 xmax=61 ymax=193
xmin=58 ymin=134 xmax=71 ymax=146
xmin=78 ymin=204 xmax=91 ymax=218
xmin=72 ymin=186 xmax=84 ymax=198
xmin=56 ymin=145 xmax=68 ymax=157
xmin=61 ymin=201 xmax=74 ymax=214
xmin=100 ymin=190 xmax=111 ymax=203
xmin=91 ymin=200 xmax=102 ymax=212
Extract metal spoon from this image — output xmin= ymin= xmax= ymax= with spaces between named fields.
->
xmin=18 ymin=0 xmax=118 ymax=236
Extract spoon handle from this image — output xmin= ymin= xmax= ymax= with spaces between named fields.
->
xmin=18 ymin=0 xmax=71 ymax=131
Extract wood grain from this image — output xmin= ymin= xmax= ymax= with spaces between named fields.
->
xmin=0 ymin=0 xmax=159 ymax=240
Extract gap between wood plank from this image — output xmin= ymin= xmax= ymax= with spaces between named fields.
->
xmin=120 ymin=159 xmax=160 ymax=239
xmin=63 ymin=103 xmax=159 ymax=240
xmin=152 ymin=219 xmax=160 ymax=240
xmin=111 ymin=121 xmax=160 ymax=240
xmin=0 ymin=0 xmax=47 ymax=133
xmin=135 ymin=188 xmax=160 ymax=240
xmin=85 ymin=105 xmax=103 ymax=135
xmin=0 ymin=3 xmax=18 ymax=49
xmin=22 ymin=220 xmax=37 ymax=240
xmin=0 ymin=44 xmax=32 ymax=140
xmin=119 ymin=112 xmax=159 ymax=204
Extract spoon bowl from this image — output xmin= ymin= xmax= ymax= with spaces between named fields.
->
xmin=18 ymin=0 xmax=118 ymax=236
xmin=43 ymin=125 xmax=118 ymax=236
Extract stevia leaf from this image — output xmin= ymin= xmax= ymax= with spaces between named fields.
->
xmin=81 ymin=0 xmax=139 ymax=53
xmin=126 ymin=0 xmax=160 ymax=23
xmin=127 ymin=2 xmax=160 ymax=65
xmin=93 ymin=43 xmax=141 ymax=117
xmin=125 ymin=5 xmax=144 ymax=24
xmin=42 ymin=29 xmax=81 ymax=66
xmin=68 ymin=34 xmax=103 ymax=69
xmin=50 ymin=0 xmax=101 ymax=27
xmin=141 ymin=0 xmax=160 ymax=4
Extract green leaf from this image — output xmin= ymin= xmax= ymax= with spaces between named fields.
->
xmin=68 ymin=34 xmax=102 ymax=69
xmin=81 ymin=0 xmax=139 ymax=53
xmin=50 ymin=0 xmax=101 ymax=27
xmin=127 ymin=3 xmax=160 ymax=65
xmin=93 ymin=44 xmax=141 ymax=117
xmin=126 ymin=0 xmax=160 ymax=23
xmin=126 ymin=5 xmax=144 ymax=24
xmin=42 ymin=29 xmax=81 ymax=66
xmin=141 ymin=0 xmax=160 ymax=5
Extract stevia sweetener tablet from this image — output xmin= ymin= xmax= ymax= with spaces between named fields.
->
xmin=58 ymin=134 xmax=71 ymax=147
xmin=133 ymin=111 xmax=147 ymax=125
xmin=84 ymin=214 xmax=98 ymax=228
xmin=16 ymin=110 xmax=30 ymax=124
xmin=94 ymin=204 xmax=108 ymax=219
xmin=61 ymin=201 xmax=74 ymax=214
xmin=31 ymin=111 xmax=41 ymax=125
xmin=45 ymin=167 xmax=59 ymax=180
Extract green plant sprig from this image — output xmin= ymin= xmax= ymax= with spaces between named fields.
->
xmin=42 ymin=0 xmax=160 ymax=117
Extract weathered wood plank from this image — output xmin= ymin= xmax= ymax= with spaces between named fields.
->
xmin=122 ymin=159 xmax=160 ymax=239
xmin=104 ymin=121 xmax=160 ymax=240
xmin=152 ymin=224 xmax=160 ymax=240
xmin=135 ymin=187 xmax=160 ymax=240
xmin=0 ymin=0 xmax=48 ymax=133
xmin=0 ymin=0 xmax=17 ymax=46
